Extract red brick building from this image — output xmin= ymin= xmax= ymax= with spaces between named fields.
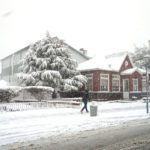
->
xmin=78 ymin=53 xmax=149 ymax=100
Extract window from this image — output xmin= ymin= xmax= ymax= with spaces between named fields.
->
xmin=112 ymin=75 xmax=120 ymax=92
xmin=133 ymin=79 xmax=138 ymax=91
xmin=85 ymin=74 xmax=93 ymax=91
xmin=142 ymin=76 xmax=146 ymax=92
xmin=125 ymin=61 xmax=128 ymax=68
xmin=2 ymin=58 xmax=10 ymax=69
xmin=13 ymin=54 xmax=21 ymax=65
xmin=100 ymin=74 xmax=109 ymax=91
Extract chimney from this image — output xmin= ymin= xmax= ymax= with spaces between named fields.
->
xmin=80 ymin=48 xmax=87 ymax=56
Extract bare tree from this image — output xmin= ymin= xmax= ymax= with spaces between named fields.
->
xmin=131 ymin=45 xmax=150 ymax=69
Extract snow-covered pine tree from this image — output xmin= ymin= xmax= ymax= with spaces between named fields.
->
xmin=17 ymin=32 xmax=87 ymax=93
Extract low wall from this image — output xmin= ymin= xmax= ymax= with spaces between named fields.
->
xmin=60 ymin=91 xmax=123 ymax=101
xmin=129 ymin=92 xmax=147 ymax=100
xmin=12 ymin=89 xmax=52 ymax=102
xmin=90 ymin=92 xmax=123 ymax=101
xmin=60 ymin=91 xmax=82 ymax=98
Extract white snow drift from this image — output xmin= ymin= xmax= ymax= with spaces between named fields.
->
xmin=0 ymin=100 xmax=149 ymax=146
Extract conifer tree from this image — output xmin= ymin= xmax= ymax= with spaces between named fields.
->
xmin=17 ymin=32 xmax=87 ymax=92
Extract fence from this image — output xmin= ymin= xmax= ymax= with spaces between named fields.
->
xmin=0 ymin=100 xmax=82 ymax=112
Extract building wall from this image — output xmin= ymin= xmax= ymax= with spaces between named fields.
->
xmin=81 ymin=65 xmax=148 ymax=100
xmin=1 ymin=47 xmax=28 ymax=85
xmin=82 ymin=70 xmax=100 ymax=91
xmin=119 ymin=55 xmax=133 ymax=73
xmin=81 ymin=55 xmax=134 ymax=93
xmin=82 ymin=70 xmax=119 ymax=92
xmin=82 ymin=69 xmax=145 ymax=100
xmin=130 ymin=71 xmax=142 ymax=91
xmin=70 ymin=49 xmax=88 ymax=64
xmin=121 ymin=71 xmax=143 ymax=92
xmin=1 ymin=45 xmax=88 ymax=84
xmin=1 ymin=55 xmax=12 ymax=82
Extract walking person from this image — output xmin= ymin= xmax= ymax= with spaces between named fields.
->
xmin=81 ymin=89 xmax=89 ymax=113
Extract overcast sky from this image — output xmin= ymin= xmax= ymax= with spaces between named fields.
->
xmin=0 ymin=0 xmax=150 ymax=59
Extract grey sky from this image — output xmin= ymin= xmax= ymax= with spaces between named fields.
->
xmin=0 ymin=0 xmax=150 ymax=59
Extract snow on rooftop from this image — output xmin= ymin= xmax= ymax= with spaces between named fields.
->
xmin=78 ymin=52 xmax=127 ymax=72
xmin=121 ymin=67 xmax=146 ymax=75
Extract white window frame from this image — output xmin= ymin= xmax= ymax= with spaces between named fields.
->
xmin=112 ymin=74 xmax=120 ymax=92
xmin=100 ymin=74 xmax=109 ymax=92
xmin=132 ymin=78 xmax=138 ymax=92
xmin=85 ymin=74 xmax=93 ymax=91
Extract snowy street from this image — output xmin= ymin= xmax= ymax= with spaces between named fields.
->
xmin=0 ymin=100 xmax=149 ymax=149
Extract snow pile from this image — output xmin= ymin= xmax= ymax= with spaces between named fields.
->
xmin=0 ymin=80 xmax=9 ymax=88
xmin=0 ymin=80 xmax=21 ymax=91
xmin=0 ymin=100 xmax=149 ymax=146
xmin=23 ymin=86 xmax=54 ymax=92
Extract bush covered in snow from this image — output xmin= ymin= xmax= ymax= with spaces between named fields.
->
xmin=0 ymin=87 xmax=21 ymax=102
xmin=17 ymin=32 xmax=87 ymax=94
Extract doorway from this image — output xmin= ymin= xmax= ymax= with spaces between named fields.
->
xmin=123 ymin=79 xmax=129 ymax=99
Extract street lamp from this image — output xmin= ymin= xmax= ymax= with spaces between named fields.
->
xmin=144 ymin=55 xmax=149 ymax=114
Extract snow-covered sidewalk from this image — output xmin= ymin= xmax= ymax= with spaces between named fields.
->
xmin=0 ymin=100 xmax=149 ymax=146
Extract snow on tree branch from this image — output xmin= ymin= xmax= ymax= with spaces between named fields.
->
xmin=63 ymin=84 xmax=78 ymax=91
xmin=17 ymin=32 xmax=87 ymax=92
xmin=41 ymin=70 xmax=62 ymax=81
xmin=132 ymin=46 xmax=150 ymax=69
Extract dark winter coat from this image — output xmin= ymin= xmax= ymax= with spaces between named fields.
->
xmin=82 ymin=90 xmax=89 ymax=102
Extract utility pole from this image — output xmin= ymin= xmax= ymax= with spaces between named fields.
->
xmin=144 ymin=55 xmax=149 ymax=114
xmin=146 ymin=65 xmax=149 ymax=113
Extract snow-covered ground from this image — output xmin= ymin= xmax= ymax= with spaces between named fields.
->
xmin=0 ymin=100 xmax=149 ymax=146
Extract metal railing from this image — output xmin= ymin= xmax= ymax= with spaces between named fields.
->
xmin=0 ymin=100 xmax=82 ymax=112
